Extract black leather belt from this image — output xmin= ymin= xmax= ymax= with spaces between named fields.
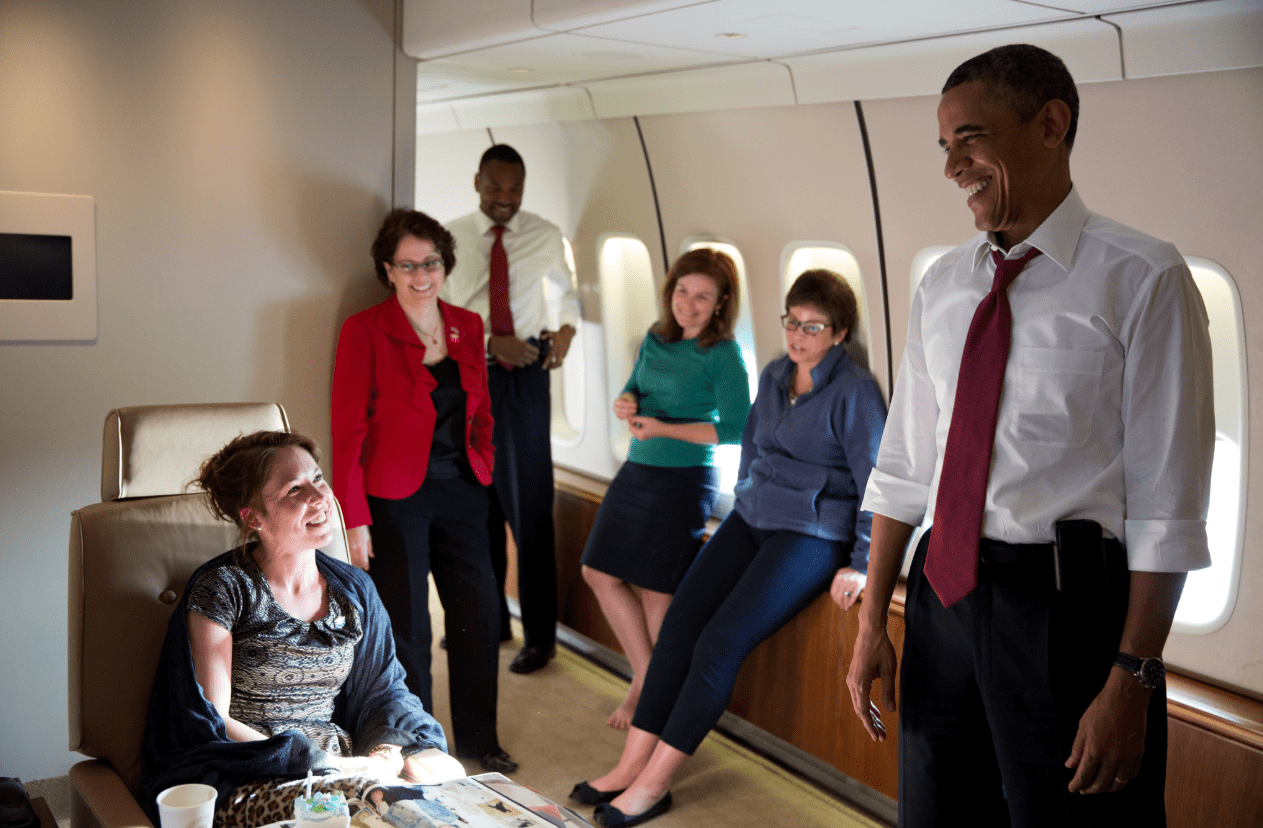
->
xmin=979 ymin=538 xmax=1054 ymax=565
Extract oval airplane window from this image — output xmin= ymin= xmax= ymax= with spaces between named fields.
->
xmin=550 ymin=236 xmax=583 ymax=448
xmin=1174 ymin=257 xmax=1245 ymax=634
xmin=781 ymin=241 xmax=871 ymax=372
xmin=680 ymin=237 xmax=758 ymax=501
xmin=597 ymin=233 xmax=658 ymax=465
xmin=906 ymin=247 xmax=1247 ymax=628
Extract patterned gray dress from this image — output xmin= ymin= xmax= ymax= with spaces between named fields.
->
xmin=186 ymin=551 xmax=364 ymax=755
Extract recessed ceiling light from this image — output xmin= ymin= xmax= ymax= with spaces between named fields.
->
xmin=509 ymin=67 xmax=531 ymax=73
xmin=717 ymin=32 xmax=747 ymax=39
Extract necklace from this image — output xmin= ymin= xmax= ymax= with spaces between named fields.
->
xmin=409 ymin=314 xmax=443 ymax=347
xmin=417 ymin=325 xmax=442 ymax=346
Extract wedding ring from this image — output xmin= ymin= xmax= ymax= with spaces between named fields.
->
xmin=844 ymin=590 xmax=853 ymax=597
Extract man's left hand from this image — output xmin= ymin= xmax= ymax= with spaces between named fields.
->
xmin=542 ymin=324 xmax=576 ymax=369
xmin=1065 ymin=667 xmax=1151 ymax=793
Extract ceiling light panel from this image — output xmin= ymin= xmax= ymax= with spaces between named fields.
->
xmin=567 ymin=0 xmax=1074 ymax=59
xmin=533 ymin=0 xmax=709 ymax=31
xmin=416 ymin=31 xmax=750 ymax=89
xmin=403 ymin=0 xmax=543 ymax=59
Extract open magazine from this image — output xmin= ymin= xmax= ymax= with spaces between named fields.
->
xmin=351 ymin=774 xmax=592 ymax=828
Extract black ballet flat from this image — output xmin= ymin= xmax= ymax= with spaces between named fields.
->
xmin=569 ymin=781 xmax=624 ymax=806
xmin=593 ymin=792 xmax=672 ymax=827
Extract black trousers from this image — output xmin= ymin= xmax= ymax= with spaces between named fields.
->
xmin=367 ymin=476 xmax=501 ymax=759
xmin=899 ymin=529 xmax=1167 ymax=828
xmin=486 ymin=356 xmax=557 ymax=651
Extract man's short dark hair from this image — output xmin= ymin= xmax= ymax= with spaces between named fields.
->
xmin=479 ymin=144 xmax=525 ymax=172
xmin=943 ymin=44 xmax=1080 ymax=151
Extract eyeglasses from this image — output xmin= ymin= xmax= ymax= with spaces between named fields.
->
xmin=390 ymin=258 xmax=444 ymax=275
xmin=781 ymin=314 xmax=831 ymax=336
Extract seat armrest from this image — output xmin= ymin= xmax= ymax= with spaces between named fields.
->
xmin=70 ymin=761 xmax=154 ymax=828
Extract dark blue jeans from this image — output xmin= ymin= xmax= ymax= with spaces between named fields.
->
xmin=632 ymin=511 xmax=846 ymax=753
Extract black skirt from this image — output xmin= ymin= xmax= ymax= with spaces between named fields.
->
xmin=580 ymin=460 xmax=720 ymax=593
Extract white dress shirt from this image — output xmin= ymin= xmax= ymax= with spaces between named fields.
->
xmin=442 ymin=209 xmax=580 ymax=346
xmin=863 ymin=187 xmax=1213 ymax=573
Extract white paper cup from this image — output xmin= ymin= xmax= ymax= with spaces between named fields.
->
xmin=156 ymin=783 xmax=217 ymax=828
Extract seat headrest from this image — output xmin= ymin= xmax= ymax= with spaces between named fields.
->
xmin=101 ymin=403 xmax=290 ymax=501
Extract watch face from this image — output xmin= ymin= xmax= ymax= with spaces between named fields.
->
xmin=1138 ymin=658 xmax=1166 ymax=689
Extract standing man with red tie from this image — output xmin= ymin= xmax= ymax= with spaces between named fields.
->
xmin=443 ymin=144 xmax=580 ymax=675
xmin=843 ymin=45 xmax=1214 ymax=826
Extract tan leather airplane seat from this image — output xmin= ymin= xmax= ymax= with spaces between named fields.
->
xmin=67 ymin=403 xmax=349 ymax=828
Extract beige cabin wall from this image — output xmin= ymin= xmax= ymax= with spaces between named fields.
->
xmin=0 ymin=0 xmax=403 ymax=779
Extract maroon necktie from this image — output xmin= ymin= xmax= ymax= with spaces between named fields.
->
xmin=924 ymin=246 xmax=1041 ymax=608
xmin=489 ymin=225 xmax=514 ymax=337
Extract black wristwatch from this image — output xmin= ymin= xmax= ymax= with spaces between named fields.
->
xmin=1113 ymin=652 xmax=1166 ymax=689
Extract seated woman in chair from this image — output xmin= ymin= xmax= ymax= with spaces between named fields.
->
xmin=140 ymin=430 xmax=463 ymax=828
xmin=571 ymin=270 xmax=887 ymax=827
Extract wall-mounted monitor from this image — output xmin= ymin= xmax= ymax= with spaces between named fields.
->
xmin=0 ymin=191 xmax=96 ymax=341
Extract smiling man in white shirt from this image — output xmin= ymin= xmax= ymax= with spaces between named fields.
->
xmin=843 ymin=44 xmax=1213 ymax=827
xmin=443 ymin=144 xmax=580 ymax=676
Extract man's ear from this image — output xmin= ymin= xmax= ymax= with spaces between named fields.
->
xmin=474 ymin=171 xmax=482 ymax=191
xmin=1041 ymin=99 xmax=1072 ymax=149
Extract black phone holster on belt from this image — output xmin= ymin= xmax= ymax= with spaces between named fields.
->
xmin=1053 ymin=519 xmax=1105 ymax=593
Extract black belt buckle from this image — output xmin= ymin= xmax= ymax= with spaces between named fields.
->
xmin=1053 ymin=519 xmax=1104 ymax=593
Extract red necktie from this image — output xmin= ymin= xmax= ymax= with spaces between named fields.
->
xmin=924 ymin=246 xmax=1041 ymax=608
xmin=489 ymin=225 xmax=514 ymax=337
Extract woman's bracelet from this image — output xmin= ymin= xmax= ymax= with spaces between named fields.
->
xmin=368 ymin=743 xmax=400 ymax=759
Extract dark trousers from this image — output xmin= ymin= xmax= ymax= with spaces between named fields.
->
xmin=899 ymin=529 xmax=1167 ymax=828
xmin=367 ymin=476 xmax=501 ymax=758
xmin=486 ymin=357 xmax=557 ymax=650
xmin=632 ymin=511 xmax=845 ymax=754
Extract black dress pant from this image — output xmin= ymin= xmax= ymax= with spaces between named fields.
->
xmin=486 ymin=354 xmax=557 ymax=651
xmin=367 ymin=475 xmax=501 ymax=759
xmin=899 ymin=529 xmax=1167 ymax=828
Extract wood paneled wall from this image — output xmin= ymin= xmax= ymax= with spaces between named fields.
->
xmin=545 ymin=479 xmax=1263 ymax=824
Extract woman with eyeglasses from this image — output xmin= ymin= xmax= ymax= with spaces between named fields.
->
xmin=571 ymin=270 xmax=886 ymax=827
xmin=580 ymin=247 xmax=751 ymax=732
xmin=331 ymin=208 xmax=515 ymax=774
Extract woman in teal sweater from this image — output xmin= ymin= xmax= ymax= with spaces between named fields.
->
xmin=581 ymin=248 xmax=751 ymax=730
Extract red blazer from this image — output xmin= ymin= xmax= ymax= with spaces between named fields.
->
xmin=332 ymin=295 xmax=494 ymax=528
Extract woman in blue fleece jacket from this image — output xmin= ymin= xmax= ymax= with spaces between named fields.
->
xmin=572 ymin=270 xmax=887 ymax=827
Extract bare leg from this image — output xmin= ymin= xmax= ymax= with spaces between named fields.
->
xmin=583 ymin=565 xmax=657 ymax=729
xmin=588 ymin=726 xmax=661 ymax=793
xmin=641 ymin=588 xmax=673 ymax=645
xmin=607 ymin=740 xmax=689 ymax=816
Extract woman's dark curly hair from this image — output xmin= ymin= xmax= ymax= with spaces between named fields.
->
xmin=370 ymin=209 xmax=457 ymax=288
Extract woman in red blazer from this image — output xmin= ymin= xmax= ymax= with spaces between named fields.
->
xmin=332 ymin=209 xmax=514 ymax=774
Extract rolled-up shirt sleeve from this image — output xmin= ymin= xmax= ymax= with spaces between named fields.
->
xmin=1120 ymin=262 xmax=1214 ymax=573
xmin=862 ymin=284 xmax=940 ymax=527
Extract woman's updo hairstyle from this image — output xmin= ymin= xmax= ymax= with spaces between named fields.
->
xmin=196 ymin=430 xmax=320 ymax=544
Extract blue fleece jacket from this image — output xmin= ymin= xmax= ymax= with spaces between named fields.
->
xmin=733 ymin=344 xmax=886 ymax=572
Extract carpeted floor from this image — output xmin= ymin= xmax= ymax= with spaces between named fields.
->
xmin=430 ymin=617 xmax=884 ymax=827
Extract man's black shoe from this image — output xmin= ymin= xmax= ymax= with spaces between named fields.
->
xmin=479 ymin=748 xmax=519 ymax=774
xmin=508 ymin=645 xmax=555 ymax=674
